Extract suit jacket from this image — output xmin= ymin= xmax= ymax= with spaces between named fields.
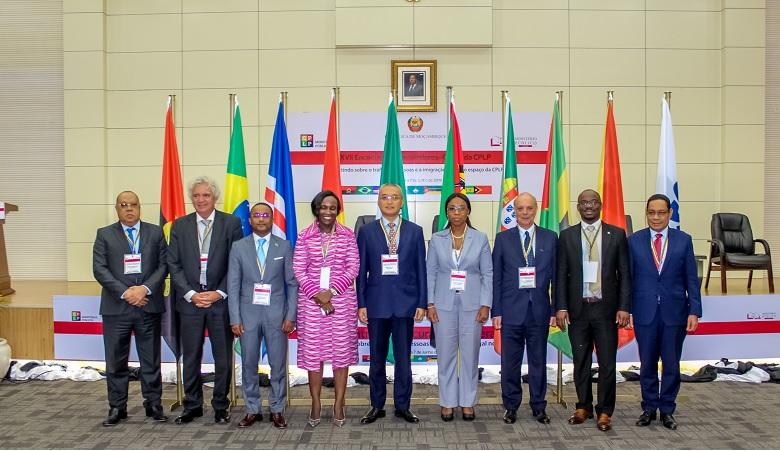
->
xmin=554 ymin=222 xmax=631 ymax=319
xmin=628 ymin=227 xmax=703 ymax=326
xmin=356 ymin=219 xmax=427 ymax=319
xmin=426 ymin=228 xmax=492 ymax=312
xmin=93 ymin=221 xmax=167 ymax=315
xmin=492 ymin=225 xmax=557 ymax=326
xmin=406 ymin=83 xmax=424 ymax=97
xmin=227 ymin=234 xmax=298 ymax=328
xmin=167 ymin=210 xmax=244 ymax=314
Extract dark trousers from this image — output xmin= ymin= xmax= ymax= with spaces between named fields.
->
xmin=179 ymin=305 xmax=233 ymax=411
xmin=500 ymin=305 xmax=549 ymax=412
xmin=367 ymin=317 xmax=414 ymax=410
xmin=102 ymin=310 xmax=162 ymax=410
xmin=569 ymin=301 xmax=618 ymax=416
xmin=635 ymin=305 xmax=687 ymax=415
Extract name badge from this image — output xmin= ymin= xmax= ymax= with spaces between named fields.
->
xmin=320 ymin=267 xmax=331 ymax=289
xmin=518 ymin=267 xmax=536 ymax=289
xmin=253 ymin=283 xmax=272 ymax=306
xmin=583 ymin=261 xmax=599 ymax=283
xmin=124 ymin=253 xmax=142 ymax=274
xmin=381 ymin=254 xmax=399 ymax=276
xmin=449 ymin=270 xmax=467 ymax=291
xmin=200 ymin=253 xmax=208 ymax=275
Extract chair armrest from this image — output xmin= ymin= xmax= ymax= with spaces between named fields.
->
xmin=707 ymin=239 xmax=725 ymax=258
xmin=754 ymin=239 xmax=771 ymax=256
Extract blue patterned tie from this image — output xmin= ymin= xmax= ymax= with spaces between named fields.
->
xmin=127 ymin=227 xmax=136 ymax=253
xmin=524 ymin=231 xmax=535 ymax=266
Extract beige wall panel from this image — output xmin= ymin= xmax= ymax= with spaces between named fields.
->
xmin=493 ymin=48 xmax=569 ymax=86
xmin=183 ymin=50 xmax=259 ymax=89
xmin=570 ymin=10 xmax=644 ymax=49
xmin=467 ymin=201 xmax=495 ymax=239
xmin=723 ymin=86 xmax=764 ymax=125
xmin=569 ymin=49 xmax=645 ymax=87
xmin=107 ymin=166 xmax=164 ymax=207
xmin=417 ymin=0 xmax=492 ymax=6
xmin=64 ymin=0 xmax=104 ymax=13
xmin=65 ymin=89 xmax=105 ymax=128
xmin=569 ymin=87 xmax=646 ymax=125
xmin=184 ymin=0 xmax=260 ymax=13
xmin=413 ymin=201 xmax=438 ymax=240
xmin=65 ymin=128 xmax=105 ymax=167
xmin=258 ymin=87 xmax=335 ymax=126
xmin=183 ymin=12 xmax=259 ymax=51
xmin=181 ymin=88 xmax=260 ymax=128
xmin=645 ymin=125 xmax=722 ymax=164
xmin=493 ymin=9 xmax=568 ymax=48
xmin=244 ymin=164 xmax=265 ymax=204
xmin=646 ymin=0 xmax=721 ymax=11
xmin=645 ymin=88 xmax=721 ymax=126
xmin=260 ymin=49 xmax=335 ymax=87
xmin=106 ymin=0 xmax=181 ymax=14
xmin=106 ymin=15 xmax=181 ymax=52
xmin=257 ymin=125 xmax=275 ymax=163
xmin=646 ymin=11 xmax=720 ymax=49
xmin=181 ymin=126 xmax=261 ymax=167
xmin=107 ymin=52 xmax=183 ymax=91
xmin=106 ymin=128 xmax=168 ymax=167
xmin=491 ymin=87 xmax=567 ymax=113
xmin=412 ymin=48 xmax=491 ymax=87
xmin=646 ymin=50 xmax=721 ymax=87
xmin=721 ymin=162 xmax=764 ymax=202
xmin=568 ymin=163 xmax=600 ymax=199
xmin=569 ymin=124 xmax=645 ymax=164
xmin=441 ymin=86 xmax=493 ymax=113
xmin=67 ymin=205 xmax=109 ymax=243
xmin=723 ymin=124 xmax=764 ymax=163
xmin=618 ymin=163 xmax=647 ymax=201
xmin=413 ymin=7 xmax=492 ymax=47
xmin=569 ymin=0 xmax=644 ymax=10
xmin=64 ymin=13 xmax=103 ymax=52
xmin=64 ymin=51 xmax=104 ymax=90
xmin=335 ymin=7 xmax=413 ymax=47
xmin=342 ymin=202 xmax=377 ymax=231
xmin=66 ymin=166 xmax=107 ymax=204
xmin=261 ymin=10 xmax=334 ymax=49
xmin=67 ymin=242 xmax=96 ymax=281
xmin=263 ymin=0 xmax=334 ymax=10
xmin=624 ymin=201 xmax=646 ymax=229
xmin=106 ymin=90 xmax=183 ymax=129
xmin=724 ymin=0 xmax=765 ymax=7
xmin=719 ymin=201 xmax=764 ymax=236
xmin=724 ymin=47 xmax=765 ymax=86
xmin=336 ymin=48 xmax=414 ymax=87
xmin=724 ymin=8 xmax=766 ymax=48
xmin=678 ymin=201 xmax=721 ymax=242
xmin=493 ymin=0 xmax=568 ymax=9
xmin=677 ymin=163 xmax=722 ymax=201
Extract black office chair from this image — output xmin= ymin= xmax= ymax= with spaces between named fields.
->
xmin=625 ymin=214 xmax=633 ymax=235
xmin=705 ymin=213 xmax=774 ymax=293
xmin=353 ymin=215 xmax=376 ymax=235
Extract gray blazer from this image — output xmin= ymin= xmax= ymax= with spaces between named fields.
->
xmin=227 ymin=234 xmax=298 ymax=328
xmin=426 ymin=228 xmax=493 ymax=311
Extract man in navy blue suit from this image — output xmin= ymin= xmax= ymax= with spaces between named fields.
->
xmin=357 ymin=183 xmax=427 ymax=424
xmin=492 ymin=192 xmax=557 ymax=425
xmin=628 ymin=194 xmax=702 ymax=430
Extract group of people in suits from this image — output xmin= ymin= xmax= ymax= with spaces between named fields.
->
xmin=93 ymin=177 xmax=701 ymax=431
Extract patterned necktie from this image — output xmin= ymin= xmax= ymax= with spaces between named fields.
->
xmin=654 ymin=233 xmax=663 ymax=271
xmin=586 ymin=225 xmax=601 ymax=295
xmin=200 ymin=219 xmax=212 ymax=254
xmin=257 ymin=238 xmax=267 ymax=266
xmin=524 ymin=230 xmax=535 ymax=266
xmin=387 ymin=222 xmax=398 ymax=254
xmin=126 ymin=227 xmax=136 ymax=253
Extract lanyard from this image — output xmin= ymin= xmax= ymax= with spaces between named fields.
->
xmin=519 ymin=228 xmax=536 ymax=267
xmin=451 ymin=227 xmax=467 ymax=268
xmin=380 ymin=218 xmax=402 ymax=253
xmin=125 ymin=228 xmax=140 ymax=253
xmin=651 ymin=233 xmax=669 ymax=269
xmin=582 ymin=224 xmax=601 ymax=259
xmin=198 ymin=221 xmax=213 ymax=252
xmin=255 ymin=239 xmax=267 ymax=279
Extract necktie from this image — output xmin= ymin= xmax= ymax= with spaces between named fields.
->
xmin=199 ymin=219 xmax=212 ymax=285
xmin=524 ymin=230 xmax=535 ymax=266
xmin=654 ymin=233 xmax=663 ymax=271
xmin=126 ymin=227 xmax=136 ymax=253
xmin=387 ymin=222 xmax=398 ymax=254
xmin=257 ymin=238 xmax=267 ymax=266
xmin=586 ymin=225 xmax=601 ymax=295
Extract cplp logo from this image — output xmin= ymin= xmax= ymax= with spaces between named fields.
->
xmin=300 ymin=134 xmax=314 ymax=148
xmin=71 ymin=311 xmax=81 ymax=321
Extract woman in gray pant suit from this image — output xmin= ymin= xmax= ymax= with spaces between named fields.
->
xmin=427 ymin=193 xmax=493 ymax=421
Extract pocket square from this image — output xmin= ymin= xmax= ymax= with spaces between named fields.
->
xmin=273 ymin=256 xmax=283 ymax=260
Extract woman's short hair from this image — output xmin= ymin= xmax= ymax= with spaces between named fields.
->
xmin=310 ymin=190 xmax=342 ymax=216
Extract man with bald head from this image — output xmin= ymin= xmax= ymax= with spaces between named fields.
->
xmin=93 ymin=191 xmax=169 ymax=426
xmin=492 ymin=192 xmax=557 ymax=424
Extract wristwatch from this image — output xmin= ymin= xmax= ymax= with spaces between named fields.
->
xmin=329 ymin=288 xmax=338 ymax=296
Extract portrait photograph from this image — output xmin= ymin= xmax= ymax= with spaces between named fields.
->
xmin=391 ymin=60 xmax=437 ymax=112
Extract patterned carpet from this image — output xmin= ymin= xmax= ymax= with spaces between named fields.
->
xmin=1 ymin=378 xmax=779 ymax=449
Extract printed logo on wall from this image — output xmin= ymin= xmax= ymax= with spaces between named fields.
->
xmin=299 ymin=134 xmax=314 ymax=148
xmin=71 ymin=311 xmax=81 ymax=321
xmin=407 ymin=115 xmax=424 ymax=132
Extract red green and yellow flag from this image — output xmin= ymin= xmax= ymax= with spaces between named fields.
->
xmin=437 ymin=93 xmax=465 ymax=231
xmin=321 ymin=89 xmax=345 ymax=224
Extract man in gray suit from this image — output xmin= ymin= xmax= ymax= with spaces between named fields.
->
xmin=228 ymin=202 xmax=298 ymax=429
xmin=93 ymin=191 xmax=168 ymax=427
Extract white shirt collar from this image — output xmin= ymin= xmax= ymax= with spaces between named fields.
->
xmin=581 ymin=219 xmax=602 ymax=231
xmin=121 ymin=221 xmax=140 ymax=231
xmin=381 ymin=215 xmax=401 ymax=228
xmin=253 ymin=232 xmax=271 ymax=242
xmin=197 ymin=210 xmax=216 ymax=223
xmin=650 ymin=226 xmax=668 ymax=240
xmin=517 ymin=223 xmax=535 ymax=235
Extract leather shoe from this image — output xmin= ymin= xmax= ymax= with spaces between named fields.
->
xmin=214 ymin=409 xmax=231 ymax=424
xmin=503 ymin=409 xmax=517 ymax=424
xmin=461 ymin=408 xmax=475 ymax=422
xmin=174 ymin=407 xmax=203 ymax=424
xmin=636 ymin=410 xmax=656 ymax=427
xmin=394 ymin=409 xmax=420 ymax=423
xmin=238 ymin=413 xmax=261 ymax=428
xmin=102 ymin=408 xmax=127 ymax=427
xmin=661 ymin=413 xmax=678 ymax=430
xmin=145 ymin=405 xmax=168 ymax=422
xmin=568 ymin=408 xmax=593 ymax=425
xmin=597 ymin=413 xmax=612 ymax=432
xmin=533 ymin=410 xmax=551 ymax=424
xmin=271 ymin=412 xmax=287 ymax=429
xmin=440 ymin=407 xmax=454 ymax=422
xmin=360 ymin=407 xmax=386 ymax=424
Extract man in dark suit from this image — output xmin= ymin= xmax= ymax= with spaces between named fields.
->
xmin=629 ymin=194 xmax=702 ymax=430
xmin=168 ymin=176 xmax=243 ymax=425
xmin=357 ymin=183 xmax=427 ymax=424
xmin=93 ymin=191 xmax=168 ymax=426
xmin=405 ymin=73 xmax=424 ymax=97
xmin=555 ymin=189 xmax=631 ymax=432
xmin=492 ymin=192 xmax=557 ymax=425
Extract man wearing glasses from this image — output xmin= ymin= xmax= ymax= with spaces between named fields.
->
xmin=227 ymin=202 xmax=297 ymax=429
xmin=357 ymin=184 xmax=427 ymax=424
xmin=93 ymin=191 xmax=168 ymax=426
xmin=554 ymin=189 xmax=631 ymax=432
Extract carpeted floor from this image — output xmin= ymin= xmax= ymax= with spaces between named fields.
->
xmin=1 ymin=379 xmax=779 ymax=449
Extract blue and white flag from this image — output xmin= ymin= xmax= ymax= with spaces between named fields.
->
xmin=264 ymin=97 xmax=298 ymax=246
xmin=656 ymin=96 xmax=680 ymax=229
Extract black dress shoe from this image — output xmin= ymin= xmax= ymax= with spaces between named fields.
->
xmin=660 ymin=413 xmax=678 ymax=430
xmin=214 ymin=409 xmax=231 ymax=424
xmin=533 ymin=410 xmax=551 ymax=424
xmin=440 ymin=408 xmax=454 ymax=422
xmin=102 ymin=408 xmax=128 ymax=427
xmin=461 ymin=409 xmax=475 ymax=422
xmin=145 ymin=405 xmax=168 ymax=422
xmin=360 ymin=407 xmax=386 ymax=424
xmin=394 ymin=409 xmax=420 ymax=423
xmin=636 ymin=410 xmax=656 ymax=427
xmin=174 ymin=407 xmax=204 ymax=424
xmin=503 ymin=409 xmax=518 ymax=424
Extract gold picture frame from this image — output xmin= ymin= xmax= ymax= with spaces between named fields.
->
xmin=391 ymin=60 xmax=437 ymax=112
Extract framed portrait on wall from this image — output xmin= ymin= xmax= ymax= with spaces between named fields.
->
xmin=391 ymin=60 xmax=437 ymax=112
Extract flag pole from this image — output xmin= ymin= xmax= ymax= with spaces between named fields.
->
xmin=334 ymin=87 xmax=340 ymax=149
xmin=281 ymin=91 xmax=288 ymax=123
xmin=227 ymin=93 xmax=239 ymax=410
xmin=554 ymin=90 xmax=568 ymax=408
xmin=664 ymin=90 xmax=672 ymax=109
xmin=168 ymin=93 xmax=185 ymax=411
xmin=279 ymin=89 xmax=292 ymax=408
xmin=446 ymin=86 xmax=453 ymax=131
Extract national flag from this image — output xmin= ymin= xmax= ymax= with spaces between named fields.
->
xmin=496 ymin=95 xmax=518 ymax=232
xmin=264 ymin=97 xmax=298 ymax=246
xmin=224 ymin=97 xmax=251 ymax=236
xmin=657 ymin=96 xmax=680 ymax=229
xmin=436 ymin=93 xmax=465 ymax=231
xmin=321 ymin=89 xmax=345 ymax=224
xmin=379 ymin=93 xmax=409 ymax=220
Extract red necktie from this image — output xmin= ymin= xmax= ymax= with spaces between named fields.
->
xmin=654 ymin=233 xmax=663 ymax=270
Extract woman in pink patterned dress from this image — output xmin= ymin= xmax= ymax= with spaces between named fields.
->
xmin=293 ymin=190 xmax=359 ymax=427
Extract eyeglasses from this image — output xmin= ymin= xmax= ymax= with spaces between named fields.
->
xmin=380 ymin=195 xmax=401 ymax=201
xmin=118 ymin=203 xmax=139 ymax=209
xmin=252 ymin=212 xmax=271 ymax=219
xmin=578 ymin=200 xmax=601 ymax=208
xmin=447 ymin=206 xmax=468 ymax=213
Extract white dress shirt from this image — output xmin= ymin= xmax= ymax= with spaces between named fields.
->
xmin=581 ymin=219 xmax=603 ymax=298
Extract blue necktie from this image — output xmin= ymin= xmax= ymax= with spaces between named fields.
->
xmin=127 ymin=227 xmax=136 ymax=253
xmin=524 ymin=231 xmax=535 ymax=266
xmin=257 ymin=238 xmax=267 ymax=266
